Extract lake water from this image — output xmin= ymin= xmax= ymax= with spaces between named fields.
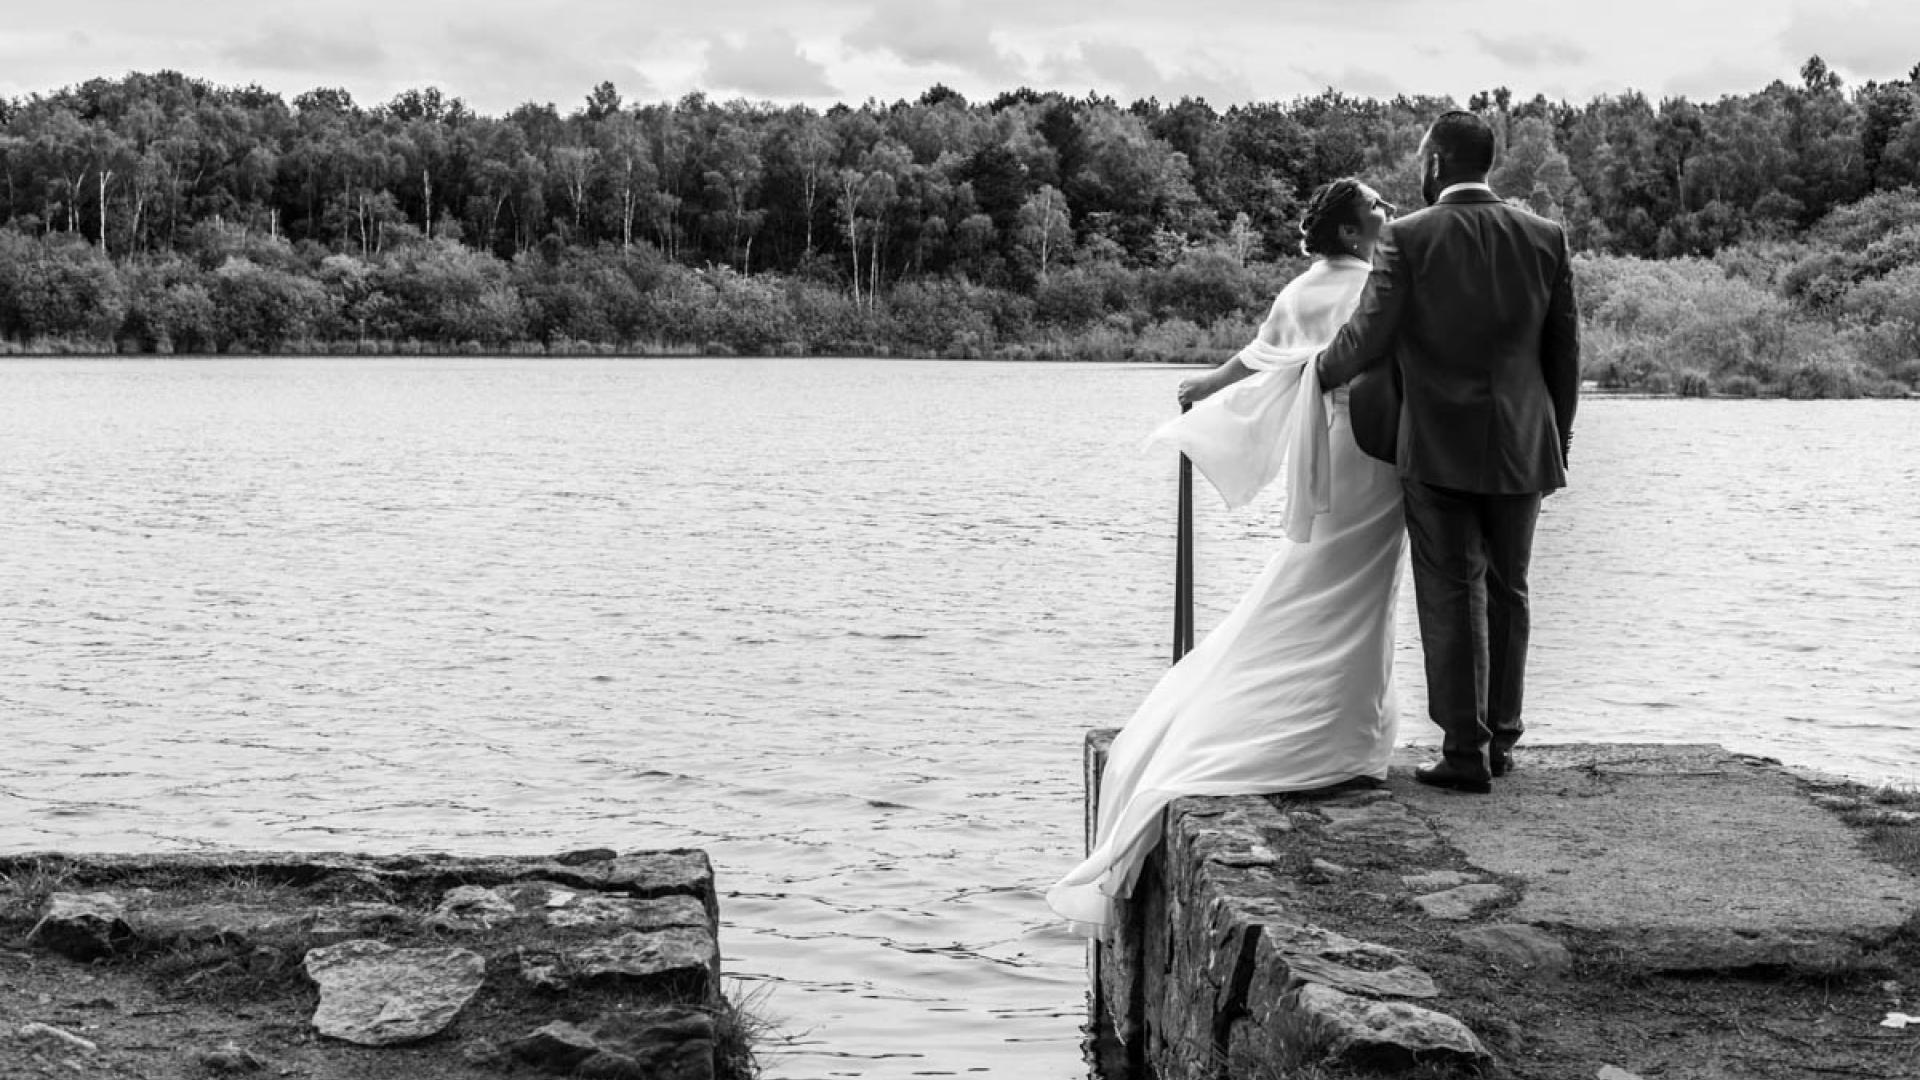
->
xmin=2 ymin=358 xmax=1917 ymax=1078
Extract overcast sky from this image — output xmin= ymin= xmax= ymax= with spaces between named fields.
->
xmin=3 ymin=0 xmax=1915 ymax=114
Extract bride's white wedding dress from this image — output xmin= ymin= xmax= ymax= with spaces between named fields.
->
xmin=1047 ymin=255 xmax=1405 ymax=935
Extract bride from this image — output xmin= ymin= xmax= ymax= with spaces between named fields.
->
xmin=1048 ymin=178 xmax=1404 ymax=934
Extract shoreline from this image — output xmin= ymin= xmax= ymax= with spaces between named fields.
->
xmin=4 ymin=348 xmax=1916 ymax=399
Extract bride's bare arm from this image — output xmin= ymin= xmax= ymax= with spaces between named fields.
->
xmin=1179 ymin=293 xmax=1288 ymax=405
xmin=1177 ymin=358 xmax=1255 ymax=406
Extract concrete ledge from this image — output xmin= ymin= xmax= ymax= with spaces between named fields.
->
xmin=1085 ymin=734 xmax=1920 ymax=1079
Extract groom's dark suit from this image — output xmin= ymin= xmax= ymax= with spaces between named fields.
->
xmin=1318 ymin=185 xmax=1580 ymax=779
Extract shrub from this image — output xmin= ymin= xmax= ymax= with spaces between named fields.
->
xmin=1574 ymin=253 xmax=1833 ymax=393
xmin=882 ymin=278 xmax=999 ymax=357
xmin=784 ymin=278 xmax=866 ymax=354
xmin=370 ymin=239 xmax=526 ymax=345
xmin=1142 ymin=250 xmax=1262 ymax=326
xmin=1782 ymin=357 xmax=1868 ymax=399
xmin=1033 ymin=268 xmax=1110 ymax=329
xmin=209 ymin=258 xmax=337 ymax=351
xmin=0 ymin=231 xmax=128 ymax=342
xmin=701 ymin=268 xmax=802 ymax=354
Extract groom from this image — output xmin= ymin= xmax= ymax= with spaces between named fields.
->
xmin=1316 ymin=110 xmax=1580 ymax=795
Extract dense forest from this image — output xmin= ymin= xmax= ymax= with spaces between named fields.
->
xmin=0 ymin=58 xmax=1916 ymax=396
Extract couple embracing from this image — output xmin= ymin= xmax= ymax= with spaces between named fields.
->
xmin=1049 ymin=110 xmax=1580 ymax=933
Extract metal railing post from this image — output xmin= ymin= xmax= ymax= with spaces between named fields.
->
xmin=1173 ymin=403 xmax=1195 ymax=664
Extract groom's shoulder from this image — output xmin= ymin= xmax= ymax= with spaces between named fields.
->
xmin=1382 ymin=204 xmax=1445 ymax=240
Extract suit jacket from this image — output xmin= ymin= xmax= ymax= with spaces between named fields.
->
xmin=1318 ymin=188 xmax=1580 ymax=494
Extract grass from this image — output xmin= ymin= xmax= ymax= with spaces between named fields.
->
xmin=0 ymin=856 xmax=79 ymax=938
xmin=711 ymin=978 xmax=778 ymax=1079
xmin=1811 ymin=780 xmax=1920 ymax=878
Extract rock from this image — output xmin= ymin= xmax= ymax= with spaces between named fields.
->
xmin=1413 ymin=884 xmax=1511 ymax=920
xmin=17 ymin=1022 xmax=98 ymax=1055
xmin=1455 ymin=924 xmax=1573 ymax=974
xmin=499 ymin=885 xmax=708 ymax=932
xmin=510 ymin=1010 xmax=716 ymax=1080
xmin=549 ymin=894 xmax=709 ymax=931
xmin=1319 ymin=803 xmax=1440 ymax=851
xmin=1281 ymin=983 xmax=1489 ymax=1069
xmin=1309 ymin=859 xmax=1354 ymax=877
xmin=1267 ymin=924 xmax=1438 ymax=999
xmin=310 ymin=902 xmax=414 ymax=938
xmin=423 ymin=881 xmax=712 ymax=936
xmin=197 ymin=1041 xmax=266 ymax=1072
xmin=517 ymin=949 xmax=568 ymax=991
xmin=1321 ymin=788 xmax=1395 ymax=807
xmin=1402 ymin=870 xmax=1482 ymax=890
xmin=1598 ymin=1067 xmax=1646 ymax=1080
xmin=131 ymin=902 xmax=313 ymax=949
xmin=28 ymin=892 xmax=134 ymax=960
xmin=460 ymin=1036 xmax=510 ymax=1067
xmin=529 ymin=850 xmax=716 ymax=920
xmin=572 ymin=928 xmax=719 ymax=999
xmin=1211 ymin=842 xmax=1281 ymax=868
xmin=426 ymin=884 xmax=522 ymax=931
xmin=303 ymin=940 xmax=486 ymax=1046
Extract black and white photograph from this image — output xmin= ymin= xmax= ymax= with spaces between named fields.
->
xmin=2 ymin=2 xmax=1917 ymax=1078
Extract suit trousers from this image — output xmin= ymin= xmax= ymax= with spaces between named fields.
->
xmin=1401 ymin=480 xmax=1543 ymax=774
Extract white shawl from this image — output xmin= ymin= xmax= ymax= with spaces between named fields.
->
xmin=1144 ymin=257 xmax=1370 ymax=542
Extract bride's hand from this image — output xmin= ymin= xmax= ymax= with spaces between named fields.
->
xmin=1177 ymin=374 xmax=1215 ymax=407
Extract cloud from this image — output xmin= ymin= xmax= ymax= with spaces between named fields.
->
xmin=1296 ymin=65 xmax=1414 ymax=101
xmin=1779 ymin=0 xmax=1920 ymax=80
xmin=1041 ymin=40 xmax=1254 ymax=104
xmin=1469 ymin=32 xmax=1590 ymax=69
xmin=435 ymin=22 xmax=658 ymax=107
xmin=703 ymin=28 xmax=838 ymax=99
xmin=846 ymin=2 xmax=1024 ymax=80
xmin=1663 ymin=56 xmax=1797 ymax=100
xmin=218 ymin=23 xmax=388 ymax=73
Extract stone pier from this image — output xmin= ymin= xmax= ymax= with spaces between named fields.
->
xmin=0 ymin=847 xmax=746 ymax=1079
xmin=1084 ymin=733 xmax=1920 ymax=1079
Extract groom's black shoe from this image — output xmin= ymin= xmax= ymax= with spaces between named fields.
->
xmin=1491 ymin=753 xmax=1515 ymax=779
xmin=1413 ymin=760 xmax=1493 ymax=794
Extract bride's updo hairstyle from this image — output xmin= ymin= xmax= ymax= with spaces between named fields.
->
xmin=1298 ymin=178 xmax=1370 ymax=258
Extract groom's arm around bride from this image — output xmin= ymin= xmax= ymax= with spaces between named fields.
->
xmin=1312 ymin=109 xmax=1580 ymax=794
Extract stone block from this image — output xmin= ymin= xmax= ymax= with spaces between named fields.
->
xmin=30 ymin=892 xmax=135 ymax=960
xmin=1454 ymin=924 xmax=1573 ymax=975
xmin=304 ymin=940 xmax=486 ymax=1046
xmin=1413 ymin=884 xmax=1511 ymax=920
xmin=1319 ymin=802 xmax=1441 ymax=851
xmin=1401 ymin=870 xmax=1482 ymax=890
xmin=130 ymin=901 xmax=315 ymax=950
xmin=510 ymin=1009 xmax=715 ymax=1080
xmin=1262 ymin=924 xmax=1438 ymax=999
xmin=1279 ymin=982 xmax=1490 ymax=1070
xmin=572 ymin=927 xmax=721 ymax=1000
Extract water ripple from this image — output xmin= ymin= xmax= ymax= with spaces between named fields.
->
xmin=0 ymin=360 xmax=1916 ymax=1078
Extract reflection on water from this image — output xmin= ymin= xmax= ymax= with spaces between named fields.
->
xmin=1 ymin=359 xmax=1916 ymax=1078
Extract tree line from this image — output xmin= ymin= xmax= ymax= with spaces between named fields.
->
xmin=0 ymin=60 xmax=1915 ymax=396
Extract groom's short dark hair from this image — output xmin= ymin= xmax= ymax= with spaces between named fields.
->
xmin=1427 ymin=110 xmax=1495 ymax=174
